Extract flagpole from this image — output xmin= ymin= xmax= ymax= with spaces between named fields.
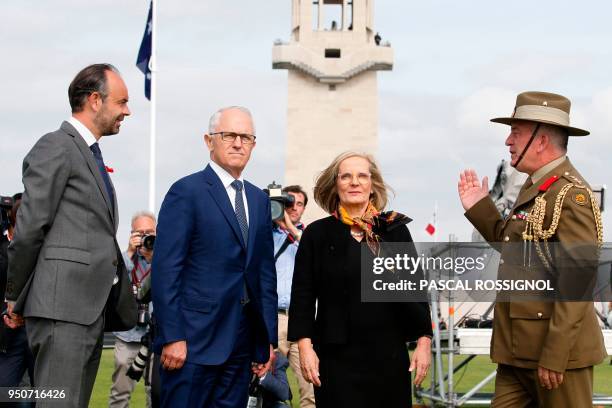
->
xmin=148 ymin=0 xmax=157 ymax=213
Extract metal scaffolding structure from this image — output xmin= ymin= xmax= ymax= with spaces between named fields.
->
xmin=413 ymin=242 xmax=612 ymax=407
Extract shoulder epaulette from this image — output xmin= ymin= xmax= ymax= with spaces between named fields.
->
xmin=560 ymin=171 xmax=586 ymax=188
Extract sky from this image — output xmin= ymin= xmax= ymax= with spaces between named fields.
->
xmin=1 ymin=1 xmax=611 ymax=244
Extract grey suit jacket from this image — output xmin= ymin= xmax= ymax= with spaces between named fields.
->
xmin=6 ymin=121 xmax=127 ymax=326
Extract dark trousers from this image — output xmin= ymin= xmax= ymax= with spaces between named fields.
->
xmin=0 ymin=327 xmax=35 ymax=408
xmin=151 ymin=353 xmax=161 ymax=408
xmin=25 ymin=314 xmax=105 ymax=408
xmin=160 ymin=307 xmax=253 ymax=408
xmin=0 ymin=327 xmax=34 ymax=385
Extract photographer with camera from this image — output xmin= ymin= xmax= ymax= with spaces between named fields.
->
xmin=109 ymin=211 xmax=156 ymax=408
xmin=269 ymin=185 xmax=314 ymax=408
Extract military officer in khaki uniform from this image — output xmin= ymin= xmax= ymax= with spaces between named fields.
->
xmin=457 ymin=91 xmax=607 ymax=407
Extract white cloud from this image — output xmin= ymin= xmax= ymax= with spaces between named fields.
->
xmin=468 ymin=53 xmax=592 ymax=89
xmin=456 ymin=87 xmax=516 ymax=132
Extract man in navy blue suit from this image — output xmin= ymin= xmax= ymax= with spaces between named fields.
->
xmin=152 ymin=106 xmax=278 ymax=407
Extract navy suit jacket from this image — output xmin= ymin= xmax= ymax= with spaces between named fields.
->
xmin=152 ymin=164 xmax=278 ymax=365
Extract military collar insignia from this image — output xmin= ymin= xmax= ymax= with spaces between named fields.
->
xmin=538 ymin=175 xmax=560 ymax=192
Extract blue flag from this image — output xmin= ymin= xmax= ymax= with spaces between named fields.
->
xmin=136 ymin=1 xmax=152 ymax=100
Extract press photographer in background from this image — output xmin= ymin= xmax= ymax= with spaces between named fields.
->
xmin=109 ymin=211 xmax=156 ymax=408
xmin=248 ymin=350 xmax=293 ymax=408
xmin=1 ymin=193 xmax=35 ymax=408
xmin=266 ymin=183 xmax=315 ymax=408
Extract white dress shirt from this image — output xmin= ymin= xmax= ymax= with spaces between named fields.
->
xmin=209 ymin=160 xmax=249 ymax=224
xmin=67 ymin=116 xmax=98 ymax=148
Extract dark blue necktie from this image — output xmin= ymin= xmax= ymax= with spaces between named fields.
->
xmin=231 ymin=179 xmax=250 ymax=304
xmin=90 ymin=142 xmax=115 ymax=213
xmin=231 ymin=180 xmax=249 ymax=245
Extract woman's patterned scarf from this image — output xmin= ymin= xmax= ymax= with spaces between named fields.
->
xmin=333 ymin=201 xmax=411 ymax=255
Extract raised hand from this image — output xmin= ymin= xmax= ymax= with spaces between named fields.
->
xmin=458 ymin=169 xmax=489 ymax=211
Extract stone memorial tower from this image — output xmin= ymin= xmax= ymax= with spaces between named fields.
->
xmin=273 ymin=0 xmax=394 ymax=222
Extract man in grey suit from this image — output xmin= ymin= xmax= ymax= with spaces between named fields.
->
xmin=5 ymin=63 xmax=133 ymax=407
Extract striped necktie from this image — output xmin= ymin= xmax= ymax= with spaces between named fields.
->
xmin=231 ymin=179 xmax=250 ymax=304
xmin=231 ymin=180 xmax=249 ymax=245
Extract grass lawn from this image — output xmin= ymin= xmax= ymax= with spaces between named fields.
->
xmin=90 ymin=350 xmax=611 ymax=407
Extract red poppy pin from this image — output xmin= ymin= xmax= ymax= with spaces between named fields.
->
xmin=538 ymin=175 xmax=559 ymax=192
xmin=105 ymin=166 xmax=114 ymax=173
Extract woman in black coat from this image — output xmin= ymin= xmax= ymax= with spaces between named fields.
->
xmin=288 ymin=152 xmax=432 ymax=407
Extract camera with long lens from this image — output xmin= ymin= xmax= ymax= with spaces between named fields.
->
xmin=140 ymin=234 xmax=156 ymax=251
xmin=126 ymin=330 xmax=152 ymax=381
xmin=264 ymin=182 xmax=295 ymax=221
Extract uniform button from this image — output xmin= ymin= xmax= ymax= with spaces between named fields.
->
xmin=511 ymin=215 xmax=517 ymax=220
xmin=564 ymin=172 xmax=569 ymax=176
xmin=499 ymin=259 xmax=505 ymax=265
xmin=112 ymin=259 xmax=118 ymax=266
xmin=537 ymin=312 xmax=543 ymax=319
xmin=504 ymin=236 xmax=510 ymax=242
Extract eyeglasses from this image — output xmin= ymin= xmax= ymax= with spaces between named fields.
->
xmin=210 ymin=132 xmax=256 ymax=145
xmin=337 ymin=172 xmax=372 ymax=185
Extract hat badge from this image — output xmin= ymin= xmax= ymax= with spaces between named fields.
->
xmin=542 ymin=101 xmax=548 ymax=106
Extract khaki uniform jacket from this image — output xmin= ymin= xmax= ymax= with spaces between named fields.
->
xmin=465 ymin=158 xmax=606 ymax=372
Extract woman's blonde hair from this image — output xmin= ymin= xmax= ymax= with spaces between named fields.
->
xmin=313 ymin=151 xmax=391 ymax=214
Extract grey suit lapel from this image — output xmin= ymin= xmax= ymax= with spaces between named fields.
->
xmin=60 ymin=121 xmax=115 ymax=225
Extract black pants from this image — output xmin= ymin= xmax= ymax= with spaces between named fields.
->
xmin=0 ymin=326 xmax=35 ymax=408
